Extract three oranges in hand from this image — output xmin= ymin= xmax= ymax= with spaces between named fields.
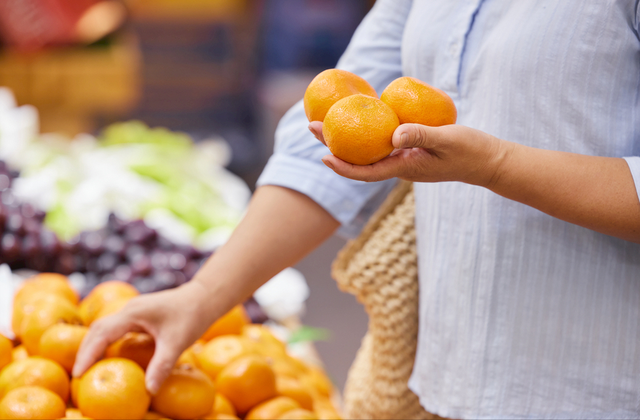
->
xmin=303 ymin=69 xmax=457 ymax=166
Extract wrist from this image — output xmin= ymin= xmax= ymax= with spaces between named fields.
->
xmin=481 ymin=137 xmax=518 ymax=190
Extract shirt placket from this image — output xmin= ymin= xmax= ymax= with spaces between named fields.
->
xmin=438 ymin=0 xmax=485 ymax=97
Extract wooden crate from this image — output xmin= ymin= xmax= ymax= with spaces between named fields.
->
xmin=0 ymin=33 xmax=141 ymax=135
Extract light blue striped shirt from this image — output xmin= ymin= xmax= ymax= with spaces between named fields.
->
xmin=257 ymin=1 xmax=640 ymax=418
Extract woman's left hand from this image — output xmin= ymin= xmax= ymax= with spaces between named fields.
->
xmin=308 ymin=121 xmax=513 ymax=187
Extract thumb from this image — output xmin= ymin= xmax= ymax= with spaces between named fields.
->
xmin=392 ymin=123 xmax=437 ymax=149
xmin=144 ymin=339 xmax=181 ymax=395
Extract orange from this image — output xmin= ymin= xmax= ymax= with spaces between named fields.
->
xmin=279 ymin=408 xmax=319 ymax=420
xmin=214 ymin=393 xmax=237 ymax=416
xmin=11 ymin=345 xmax=28 ymax=362
xmin=312 ymin=396 xmax=341 ymax=420
xmin=269 ymin=355 xmax=309 ymax=379
xmin=303 ymin=69 xmax=378 ymax=122
xmin=0 ymin=356 xmax=69 ymax=401
xmin=20 ymin=296 xmax=82 ymax=355
xmin=380 ymin=76 xmax=457 ymax=127
xmin=301 ymin=367 xmax=333 ymax=397
xmin=242 ymin=325 xmax=287 ymax=358
xmin=77 ymin=358 xmax=150 ymax=420
xmin=217 ymin=355 xmax=277 ymax=415
xmin=143 ymin=412 xmax=171 ymax=419
xmin=245 ymin=396 xmax=300 ymax=420
xmin=78 ymin=281 xmax=139 ymax=326
xmin=195 ymin=335 xmax=254 ymax=380
xmin=0 ymin=335 xmax=11 ymax=372
xmin=0 ymin=386 xmax=66 ymax=419
xmin=70 ymin=377 xmax=80 ymax=407
xmin=65 ymin=407 xmax=92 ymax=419
xmin=322 ymin=94 xmax=399 ymax=165
xmin=13 ymin=273 xmax=78 ymax=308
xmin=105 ymin=332 xmax=155 ymax=371
xmin=93 ymin=297 xmax=130 ymax=322
xmin=276 ymin=376 xmax=314 ymax=411
xmin=150 ymin=364 xmax=215 ymax=420
xmin=12 ymin=293 xmax=71 ymax=339
xmin=208 ymin=415 xmax=240 ymax=420
xmin=201 ymin=305 xmax=250 ymax=342
xmin=38 ymin=324 xmax=88 ymax=373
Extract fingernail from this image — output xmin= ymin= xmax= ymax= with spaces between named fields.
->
xmin=400 ymin=133 xmax=408 ymax=146
xmin=146 ymin=379 xmax=159 ymax=395
xmin=322 ymin=158 xmax=335 ymax=170
xmin=308 ymin=124 xmax=317 ymax=136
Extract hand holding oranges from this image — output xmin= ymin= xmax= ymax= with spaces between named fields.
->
xmin=305 ymin=70 xmax=508 ymax=187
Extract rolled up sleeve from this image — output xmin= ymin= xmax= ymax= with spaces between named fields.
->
xmin=257 ymin=0 xmax=413 ymax=238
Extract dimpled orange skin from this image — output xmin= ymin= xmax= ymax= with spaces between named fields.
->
xmin=303 ymin=69 xmax=378 ymax=123
xmin=195 ymin=335 xmax=255 ymax=381
xmin=79 ymin=281 xmax=139 ymax=326
xmin=105 ymin=332 xmax=155 ymax=371
xmin=14 ymin=273 xmax=78 ymax=307
xmin=214 ymin=393 xmax=237 ymax=416
xmin=380 ymin=77 xmax=457 ymax=126
xmin=201 ymin=305 xmax=250 ymax=342
xmin=217 ymin=355 xmax=278 ymax=415
xmin=20 ymin=297 xmax=82 ymax=355
xmin=77 ymin=358 xmax=150 ymax=420
xmin=279 ymin=408 xmax=319 ymax=420
xmin=323 ymin=94 xmax=399 ymax=166
xmin=12 ymin=293 xmax=73 ymax=339
xmin=38 ymin=324 xmax=88 ymax=373
xmin=0 ymin=357 xmax=70 ymax=401
xmin=150 ymin=365 xmax=216 ymax=420
xmin=0 ymin=335 xmax=11 ymax=372
xmin=11 ymin=346 xmax=28 ymax=362
xmin=0 ymin=386 xmax=66 ymax=419
xmin=276 ymin=376 xmax=314 ymax=411
xmin=245 ymin=396 xmax=301 ymax=420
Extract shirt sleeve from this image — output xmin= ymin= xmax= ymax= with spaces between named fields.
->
xmin=623 ymin=157 xmax=640 ymax=204
xmin=256 ymin=0 xmax=413 ymax=238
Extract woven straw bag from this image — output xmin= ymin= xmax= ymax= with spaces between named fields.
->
xmin=332 ymin=180 xmax=441 ymax=420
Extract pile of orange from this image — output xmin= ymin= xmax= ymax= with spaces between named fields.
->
xmin=0 ymin=274 xmax=341 ymax=420
xmin=304 ymin=69 xmax=457 ymax=165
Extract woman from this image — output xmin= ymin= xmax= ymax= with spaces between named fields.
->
xmin=74 ymin=1 xmax=640 ymax=418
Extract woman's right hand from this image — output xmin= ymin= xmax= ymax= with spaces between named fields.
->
xmin=72 ymin=281 xmax=214 ymax=394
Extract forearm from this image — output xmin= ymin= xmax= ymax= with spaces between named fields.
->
xmin=489 ymin=142 xmax=640 ymax=242
xmin=189 ymin=185 xmax=340 ymax=324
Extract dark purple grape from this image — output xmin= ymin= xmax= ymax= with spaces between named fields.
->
xmin=23 ymin=218 xmax=40 ymax=235
xmin=124 ymin=221 xmax=157 ymax=245
xmin=55 ymin=252 xmax=76 ymax=275
xmin=1 ymin=233 xmax=21 ymax=262
xmin=6 ymin=214 xmax=24 ymax=235
xmin=0 ymin=174 xmax=10 ymax=191
xmin=34 ymin=209 xmax=46 ymax=222
xmin=131 ymin=277 xmax=156 ymax=293
xmin=243 ymin=297 xmax=269 ymax=324
xmin=81 ymin=273 xmax=100 ymax=297
xmin=65 ymin=235 xmax=82 ymax=253
xmin=168 ymin=253 xmax=186 ymax=271
xmin=131 ymin=255 xmax=152 ymax=276
xmin=125 ymin=244 xmax=145 ymax=262
xmin=107 ymin=213 xmax=127 ymax=234
xmin=30 ymin=255 xmax=50 ymax=272
xmin=40 ymin=229 xmax=62 ymax=256
xmin=104 ymin=235 xmax=126 ymax=256
xmin=112 ymin=264 xmax=134 ymax=282
xmin=20 ymin=203 xmax=36 ymax=219
xmin=0 ymin=161 xmax=7 ymax=173
xmin=150 ymin=251 xmax=169 ymax=271
xmin=8 ymin=170 xmax=19 ymax=180
xmin=85 ymin=257 xmax=99 ymax=273
xmin=0 ymin=204 xmax=7 ymax=227
xmin=156 ymin=235 xmax=175 ymax=250
xmin=152 ymin=270 xmax=176 ymax=289
xmin=183 ymin=261 xmax=200 ymax=280
xmin=81 ymin=231 xmax=104 ymax=255
xmin=1 ymin=190 xmax=15 ymax=207
xmin=21 ymin=234 xmax=40 ymax=259
xmin=97 ymin=252 xmax=119 ymax=273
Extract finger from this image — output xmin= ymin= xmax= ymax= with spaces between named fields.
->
xmin=144 ymin=338 xmax=183 ymax=395
xmin=72 ymin=316 xmax=133 ymax=377
xmin=393 ymin=123 xmax=443 ymax=149
xmin=321 ymin=153 xmax=405 ymax=182
xmin=308 ymin=121 xmax=326 ymax=145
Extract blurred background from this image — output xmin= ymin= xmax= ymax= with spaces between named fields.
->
xmin=0 ymin=0 xmax=375 ymax=390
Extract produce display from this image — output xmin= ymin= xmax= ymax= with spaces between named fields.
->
xmin=303 ymin=70 xmax=457 ymax=165
xmin=0 ymin=274 xmax=341 ymax=419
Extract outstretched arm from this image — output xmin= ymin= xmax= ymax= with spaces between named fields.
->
xmin=73 ymin=186 xmax=339 ymax=393
xmin=311 ymin=122 xmax=640 ymax=243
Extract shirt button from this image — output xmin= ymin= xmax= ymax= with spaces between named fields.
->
xmin=449 ymin=41 xmax=462 ymax=56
